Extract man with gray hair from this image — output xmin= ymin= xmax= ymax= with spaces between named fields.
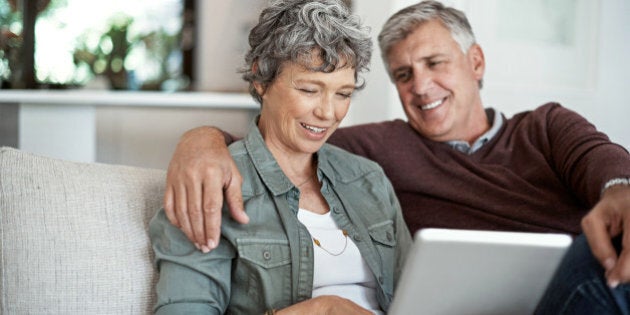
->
xmin=164 ymin=1 xmax=630 ymax=313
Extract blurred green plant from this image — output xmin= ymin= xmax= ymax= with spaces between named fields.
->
xmin=0 ymin=0 xmax=66 ymax=88
xmin=1 ymin=0 xmax=186 ymax=90
xmin=72 ymin=14 xmax=184 ymax=90
xmin=0 ymin=0 xmax=23 ymax=87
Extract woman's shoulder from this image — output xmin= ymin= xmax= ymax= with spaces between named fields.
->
xmin=228 ymin=139 xmax=255 ymax=169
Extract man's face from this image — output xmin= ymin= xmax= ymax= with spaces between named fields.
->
xmin=387 ymin=19 xmax=487 ymax=143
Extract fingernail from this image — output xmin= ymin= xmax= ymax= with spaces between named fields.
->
xmin=608 ymin=279 xmax=619 ymax=289
xmin=201 ymin=245 xmax=210 ymax=253
xmin=604 ymin=258 xmax=615 ymax=271
xmin=194 ymin=243 xmax=201 ymax=250
xmin=207 ymin=239 xmax=216 ymax=250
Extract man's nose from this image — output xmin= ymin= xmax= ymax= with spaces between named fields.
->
xmin=411 ymin=70 xmax=432 ymax=96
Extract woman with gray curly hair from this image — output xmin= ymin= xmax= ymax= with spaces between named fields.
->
xmin=149 ymin=0 xmax=411 ymax=314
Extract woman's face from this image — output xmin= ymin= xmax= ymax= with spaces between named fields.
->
xmin=257 ymin=60 xmax=356 ymax=157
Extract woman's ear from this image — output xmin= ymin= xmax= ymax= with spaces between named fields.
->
xmin=253 ymin=81 xmax=265 ymax=96
xmin=252 ymin=62 xmax=265 ymax=96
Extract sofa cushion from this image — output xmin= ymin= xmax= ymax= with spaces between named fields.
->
xmin=0 ymin=147 xmax=165 ymax=314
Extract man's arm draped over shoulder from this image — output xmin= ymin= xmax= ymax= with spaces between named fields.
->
xmin=162 ymin=124 xmax=365 ymax=252
xmin=163 ymin=126 xmax=249 ymax=252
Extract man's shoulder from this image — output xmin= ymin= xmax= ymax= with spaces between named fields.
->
xmin=504 ymin=102 xmax=574 ymax=127
xmin=509 ymin=102 xmax=568 ymax=121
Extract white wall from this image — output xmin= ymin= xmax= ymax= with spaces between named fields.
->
xmin=96 ymin=107 xmax=254 ymax=169
xmin=193 ymin=0 xmax=268 ymax=93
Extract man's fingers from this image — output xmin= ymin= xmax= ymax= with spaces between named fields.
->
xmin=606 ymin=225 xmax=630 ymax=286
xmin=225 ymin=171 xmax=248 ymax=224
xmin=174 ymin=183 xmax=195 ymax=248
xmin=202 ymin=175 xmax=225 ymax=251
xmin=163 ymin=186 xmax=179 ymax=227
xmin=609 ymin=245 xmax=630 ymax=286
xmin=187 ymin=178 xmax=207 ymax=250
xmin=582 ymin=212 xmax=618 ymax=272
xmin=581 ymin=209 xmax=625 ymax=288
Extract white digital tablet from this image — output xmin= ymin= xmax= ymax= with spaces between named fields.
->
xmin=389 ymin=228 xmax=573 ymax=315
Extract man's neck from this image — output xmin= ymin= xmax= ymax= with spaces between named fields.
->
xmin=445 ymin=108 xmax=504 ymax=155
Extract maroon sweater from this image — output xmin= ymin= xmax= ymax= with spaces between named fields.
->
xmin=329 ymin=103 xmax=630 ymax=235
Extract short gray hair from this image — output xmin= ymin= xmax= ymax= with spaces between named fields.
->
xmin=241 ymin=0 xmax=372 ymax=104
xmin=378 ymin=1 xmax=481 ymax=87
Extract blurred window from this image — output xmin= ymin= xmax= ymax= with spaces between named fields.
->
xmin=0 ymin=0 xmax=192 ymax=91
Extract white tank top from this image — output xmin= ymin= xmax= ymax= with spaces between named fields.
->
xmin=297 ymin=209 xmax=383 ymax=315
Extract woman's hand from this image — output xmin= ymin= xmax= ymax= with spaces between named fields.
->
xmin=275 ymin=295 xmax=375 ymax=315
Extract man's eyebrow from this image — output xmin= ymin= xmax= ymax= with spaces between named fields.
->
xmin=391 ymin=53 xmax=450 ymax=72
xmin=391 ymin=66 xmax=411 ymax=74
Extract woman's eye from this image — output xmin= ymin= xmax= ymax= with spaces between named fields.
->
xmin=337 ymin=92 xmax=352 ymax=99
xmin=299 ymin=88 xmax=316 ymax=94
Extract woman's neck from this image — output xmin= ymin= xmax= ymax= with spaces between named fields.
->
xmin=273 ymin=147 xmax=316 ymax=187
xmin=258 ymin=118 xmax=317 ymax=187
xmin=260 ymin=136 xmax=315 ymax=188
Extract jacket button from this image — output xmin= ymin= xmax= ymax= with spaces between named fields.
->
xmin=263 ymin=251 xmax=271 ymax=260
xmin=333 ymin=207 xmax=340 ymax=214
xmin=353 ymin=235 xmax=362 ymax=242
xmin=386 ymin=232 xmax=393 ymax=241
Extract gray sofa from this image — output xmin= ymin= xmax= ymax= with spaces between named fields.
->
xmin=0 ymin=147 xmax=165 ymax=314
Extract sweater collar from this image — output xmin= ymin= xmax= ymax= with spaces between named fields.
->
xmin=446 ymin=108 xmax=504 ymax=154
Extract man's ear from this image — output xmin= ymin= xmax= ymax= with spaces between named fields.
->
xmin=468 ymin=44 xmax=485 ymax=81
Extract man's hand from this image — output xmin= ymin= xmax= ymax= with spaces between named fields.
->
xmin=581 ymin=184 xmax=630 ymax=287
xmin=163 ymin=127 xmax=249 ymax=253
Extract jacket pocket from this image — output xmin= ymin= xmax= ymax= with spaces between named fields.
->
xmin=367 ymin=221 xmax=396 ymax=295
xmin=237 ymin=238 xmax=291 ymax=268
xmin=233 ymin=238 xmax=293 ymax=310
xmin=368 ymin=220 xmax=396 ymax=247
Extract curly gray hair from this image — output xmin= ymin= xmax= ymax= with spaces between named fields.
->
xmin=378 ymin=1 xmax=482 ymax=88
xmin=241 ymin=0 xmax=372 ymax=104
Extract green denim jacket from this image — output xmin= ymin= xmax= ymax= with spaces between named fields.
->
xmin=150 ymin=121 xmax=412 ymax=314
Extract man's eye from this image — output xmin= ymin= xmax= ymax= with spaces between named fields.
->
xmin=299 ymin=89 xmax=316 ymax=94
xmin=394 ymin=71 xmax=411 ymax=82
xmin=428 ymin=60 xmax=442 ymax=68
